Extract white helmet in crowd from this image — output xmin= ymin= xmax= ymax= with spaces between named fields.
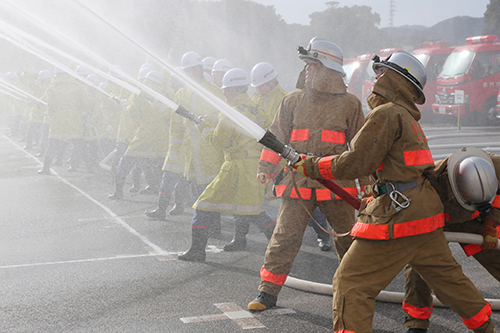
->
xmin=448 ymin=147 xmax=498 ymax=212
xmin=212 ymin=59 xmax=233 ymax=73
xmin=250 ymin=62 xmax=277 ymax=87
xmin=202 ymin=57 xmax=217 ymax=71
xmin=372 ymin=50 xmax=427 ymax=104
xmin=86 ymin=74 xmax=100 ymax=86
xmin=181 ymin=51 xmax=202 ymax=69
xmin=221 ymin=68 xmax=250 ymax=89
xmin=38 ymin=70 xmax=53 ymax=81
xmin=76 ymin=65 xmax=92 ymax=77
xmin=297 ymin=37 xmax=345 ymax=75
xmin=146 ymin=70 xmax=164 ymax=85
xmin=138 ymin=66 xmax=151 ymax=80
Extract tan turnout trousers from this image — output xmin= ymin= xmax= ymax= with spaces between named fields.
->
xmin=333 ymin=228 xmax=494 ymax=333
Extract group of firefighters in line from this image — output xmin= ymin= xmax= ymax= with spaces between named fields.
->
xmin=3 ymin=36 xmax=500 ymax=332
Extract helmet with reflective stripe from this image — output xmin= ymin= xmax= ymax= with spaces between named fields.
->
xmin=448 ymin=147 xmax=498 ymax=212
xmin=181 ymin=51 xmax=202 ymax=69
xmin=212 ymin=59 xmax=233 ymax=73
xmin=250 ymin=62 xmax=277 ymax=87
xmin=297 ymin=37 xmax=345 ymax=75
xmin=372 ymin=50 xmax=427 ymax=104
xmin=221 ymin=68 xmax=250 ymax=89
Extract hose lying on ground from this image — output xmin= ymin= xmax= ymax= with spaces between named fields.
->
xmin=284 ymin=232 xmax=500 ymax=310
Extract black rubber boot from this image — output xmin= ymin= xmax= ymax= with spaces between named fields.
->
xmin=406 ymin=329 xmax=427 ymax=333
xmin=38 ymin=157 xmax=53 ymax=175
xmin=109 ymin=176 xmax=125 ymax=200
xmin=145 ymin=192 xmax=170 ymax=221
xmin=178 ymin=228 xmax=209 ymax=262
xmin=129 ymin=168 xmax=141 ymax=193
xmin=311 ymin=221 xmax=333 ymax=251
xmin=223 ymin=223 xmax=249 ymax=252
xmin=169 ymin=202 xmax=185 ymax=215
xmin=248 ymin=291 xmax=277 ymax=311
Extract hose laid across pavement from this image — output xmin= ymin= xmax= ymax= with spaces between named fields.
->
xmin=284 ymin=232 xmax=500 ymax=310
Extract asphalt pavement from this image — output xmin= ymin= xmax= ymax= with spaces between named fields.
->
xmin=0 ymin=123 xmax=499 ymax=332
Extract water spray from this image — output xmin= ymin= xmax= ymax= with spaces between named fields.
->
xmin=0 ymin=79 xmax=47 ymax=106
xmin=71 ymin=0 xmax=362 ymax=209
xmin=0 ymin=11 xmax=199 ymax=123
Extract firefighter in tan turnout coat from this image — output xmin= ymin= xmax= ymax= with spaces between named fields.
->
xmin=294 ymin=50 xmax=494 ymax=332
xmin=248 ymin=38 xmax=365 ymax=311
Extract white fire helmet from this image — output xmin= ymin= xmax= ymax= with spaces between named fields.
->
xmin=38 ymin=70 xmax=53 ymax=81
xmin=297 ymin=37 xmax=345 ymax=75
xmin=137 ymin=67 xmax=150 ymax=80
xmin=250 ymin=62 xmax=277 ymax=87
xmin=212 ymin=59 xmax=233 ymax=73
xmin=181 ymin=51 xmax=202 ymax=69
xmin=86 ymin=74 xmax=100 ymax=86
xmin=221 ymin=68 xmax=250 ymax=89
xmin=372 ymin=50 xmax=427 ymax=104
xmin=202 ymin=57 xmax=217 ymax=71
xmin=76 ymin=65 xmax=92 ymax=78
xmin=145 ymin=70 xmax=164 ymax=85
xmin=447 ymin=147 xmax=498 ymax=212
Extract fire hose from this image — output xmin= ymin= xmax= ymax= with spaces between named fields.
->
xmin=61 ymin=3 xmax=500 ymax=310
xmin=285 ymin=232 xmax=500 ymax=310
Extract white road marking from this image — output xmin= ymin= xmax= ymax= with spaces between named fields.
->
xmin=180 ymin=302 xmax=295 ymax=329
xmin=2 ymin=133 xmax=168 ymax=256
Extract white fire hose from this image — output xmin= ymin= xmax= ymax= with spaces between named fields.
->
xmin=284 ymin=232 xmax=500 ymax=310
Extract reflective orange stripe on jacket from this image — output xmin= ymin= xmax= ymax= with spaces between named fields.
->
xmin=290 ymin=129 xmax=309 ymax=141
xmin=260 ymin=149 xmax=282 ymax=166
xmin=335 ymin=330 xmax=356 ymax=333
xmin=290 ymin=128 xmax=345 ymax=143
xmin=321 ymin=130 xmax=345 ymax=144
xmin=462 ymin=302 xmax=492 ymax=329
xmin=318 ymin=155 xmax=337 ymax=180
xmin=260 ymin=266 xmax=287 ymax=285
xmin=403 ymin=149 xmax=434 ymax=166
xmin=402 ymin=301 xmax=433 ymax=319
xmin=350 ymin=213 xmax=445 ymax=239
xmin=492 ymin=194 xmax=500 ymax=208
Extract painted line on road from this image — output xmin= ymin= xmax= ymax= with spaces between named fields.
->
xmin=180 ymin=302 xmax=295 ymax=329
xmin=0 ymin=253 xmax=155 ymax=269
xmin=0 ymin=245 xmax=226 ymax=269
xmin=1 ymin=133 xmax=168 ymax=256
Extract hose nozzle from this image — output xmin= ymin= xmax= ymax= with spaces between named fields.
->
xmin=258 ymin=130 xmax=300 ymax=165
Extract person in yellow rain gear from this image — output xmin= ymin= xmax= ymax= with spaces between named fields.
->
xmin=178 ymin=68 xmax=275 ymax=262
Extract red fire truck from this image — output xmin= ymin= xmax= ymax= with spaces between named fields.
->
xmin=412 ymin=41 xmax=454 ymax=121
xmin=344 ymin=48 xmax=400 ymax=114
xmin=432 ymin=35 xmax=500 ymax=125
xmin=344 ymin=53 xmax=372 ymax=113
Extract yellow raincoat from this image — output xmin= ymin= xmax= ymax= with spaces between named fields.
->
xmin=162 ymin=78 xmax=224 ymax=185
xmin=193 ymin=93 xmax=266 ymax=214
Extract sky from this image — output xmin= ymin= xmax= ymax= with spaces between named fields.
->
xmin=252 ymin=0 xmax=490 ymax=28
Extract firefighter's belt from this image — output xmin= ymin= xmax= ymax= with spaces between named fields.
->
xmin=373 ymin=175 xmax=425 ymax=198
